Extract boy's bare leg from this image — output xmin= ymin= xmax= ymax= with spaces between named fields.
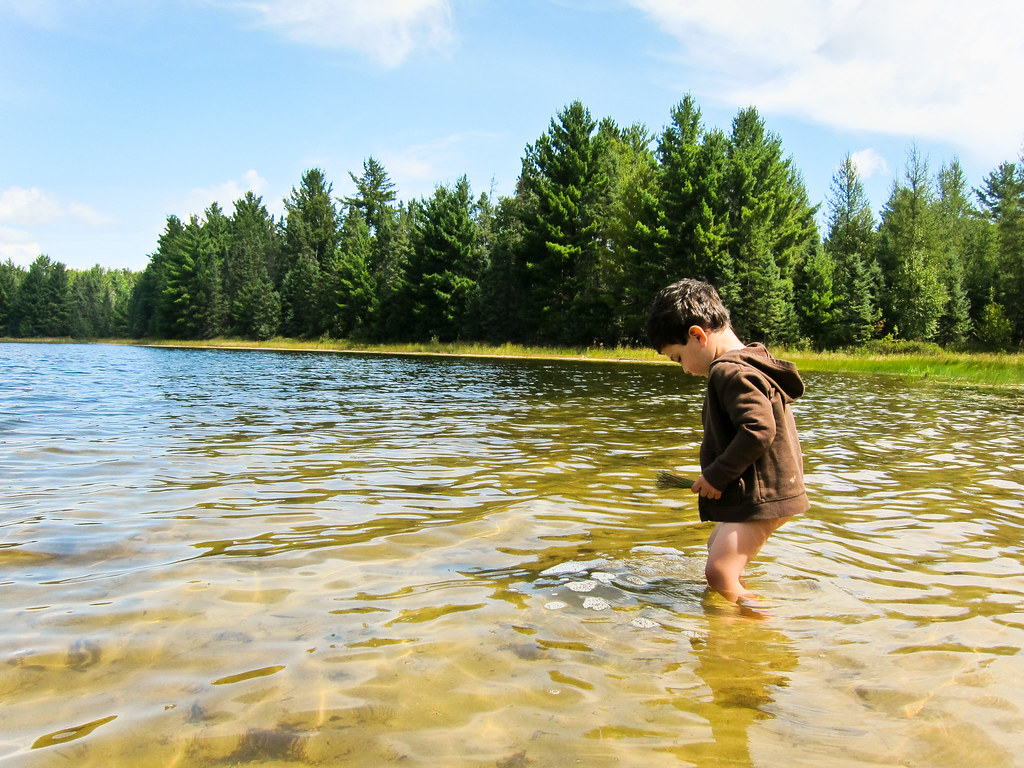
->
xmin=705 ymin=517 xmax=793 ymax=603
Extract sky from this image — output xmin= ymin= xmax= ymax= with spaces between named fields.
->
xmin=2 ymin=0 xmax=1023 ymax=272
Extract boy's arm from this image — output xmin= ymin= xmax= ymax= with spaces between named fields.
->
xmin=701 ymin=366 xmax=776 ymax=492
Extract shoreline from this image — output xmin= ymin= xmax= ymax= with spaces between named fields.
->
xmin=3 ymin=336 xmax=1023 ymax=388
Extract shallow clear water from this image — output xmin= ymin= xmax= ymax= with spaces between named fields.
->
xmin=1 ymin=342 xmax=1023 ymax=767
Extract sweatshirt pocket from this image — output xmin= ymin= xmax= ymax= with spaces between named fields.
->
xmin=721 ymin=473 xmax=749 ymax=506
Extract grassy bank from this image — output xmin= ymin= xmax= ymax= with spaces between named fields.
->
xmin=133 ymin=337 xmax=666 ymax=363
xmin=131 ymin=337 xmax=1024 ymax=386
xmin=778 ymin=348 xmax=1024 ymax=388
xmin=4 ymin=336 xmax=1023 ymax=388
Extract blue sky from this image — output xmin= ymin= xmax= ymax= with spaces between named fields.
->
xmin=2 ymin=0 xmax=1022 ymax=272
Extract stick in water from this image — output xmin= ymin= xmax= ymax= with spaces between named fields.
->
xmin=656 ymin=470 xmax=695 ymax=490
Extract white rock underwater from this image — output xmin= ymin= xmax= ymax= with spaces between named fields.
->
xmin=534 ymin=548 xmax=708 ymax=640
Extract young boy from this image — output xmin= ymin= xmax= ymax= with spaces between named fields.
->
xmin=646 ymin=279 xmax=809 ymax=606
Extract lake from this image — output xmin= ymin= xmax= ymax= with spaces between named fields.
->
xmin=2 ymin=342 xmax=1023 ymax=767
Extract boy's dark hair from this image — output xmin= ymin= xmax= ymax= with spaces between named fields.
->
xmin=645 ymin=279 xmax=731 ymax=351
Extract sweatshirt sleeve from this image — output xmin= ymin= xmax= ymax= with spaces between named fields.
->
xmin=702 ymin=364 xmax=777 ymax=491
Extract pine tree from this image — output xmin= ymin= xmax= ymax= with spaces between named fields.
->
xmin=226 ymin=192 xmax=283 ymax=339
xmin=69 ymin=265 xmax=105 ymax=338
xmin=601 ymin=120 xmax=665 ymax=343
xmin=519 ymin=100 xmax=609 ymax=345
xmin=472 ymin=190 xmax=496 ymax=320
xmin=280 ymin=169 xmax=342 ymax=335
xmin=346 ymin=159 xmax=409 ymax=340
xmin=737 ymin=226 xmax=798 ymax=344
xmin=7 ymin=256 xmax=72 ymax=337
xmin=404 ymin=177 xmax=483 ymax=341
xmin=105 ymin=269 xmax=137 ymax=337
xmin=192 ymin=216 xmax=227 ymax=339
xmin=370 ymin=203 xmax=416 ymax=340
xmin=323 ymin=206 xmax=375 ymax=339
xmin=876 ymin=146 xmax=945 ymax=341
xmin=657 ymin=95 xmax=705 ymax=281
xmin=43 ymin=261 xmax=72 ymax=336
xmin=976 ymin=158 xmax=1024 ymax=341
xmin=691 ymin=130 xmax=734 ymax=301
xmin=794 ymin=242 xmax=837 ymax=348
xmin=479 ymin=193 xmax=529 ymax=343
xmin=128 ymin=263 xmax=159 ymax=338
xmin=66 ymin=266 xmax=136 ymax=339
xmin=0 ymin=259 xmax=25 ymax=334
xmin=234 ymin=268 xmax=281 ymax=341
xmin=656 ymin=99 xmax=736 ymax=304
xmin=281 ymin=249 xmax=322 ymax=338
xmin=346 ymin=157 xmax=398 ymax=237
xmin=975 ymin=293 xmax=1013 ymax=350
xmin=725 ymin=108 xmax=817 ymax=341
xmin=160 ymin=216 xmax=218 ymax=339
xmin=822 ymin=155 xmax=880 ymax=346
xmin=147 ymin=215 xmax=186 ymax=337
xmin=961 ymin=222 xmax=999 ymax=339
xmin=933 ymin=160 xmax=974 ymax=344
xmin=283 ymin=169 xmax=342 ymax=268
xmin=11 ymin=256 xmax=53 ymax=336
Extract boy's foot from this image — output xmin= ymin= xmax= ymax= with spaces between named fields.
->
xmin=736 ymin=595 xmax=773 ymax=620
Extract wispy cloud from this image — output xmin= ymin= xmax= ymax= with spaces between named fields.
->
xmin=379 ymin=131 xmax=507 ymax=200
xmin=849 ymin=148 xmax=889 ymax=180
xmin=175 ymin=169 xmax=270 ymax=218
xmin=0 ymin=225 xmax=42 ymax=266
xmin=68 ymin=202 xmax=117 ymax=228
xmin=0 ymin=187 xmax=64 ymax=227
xmin=234 ymin=0 xmax=454 ymax=68
xmin=0 ymin=187 xmax=117 ymax=266
xmin=628 ymin=0 xmax=1024 ymax=162
xmin=0 ymin=186 xmax=115 ymax=228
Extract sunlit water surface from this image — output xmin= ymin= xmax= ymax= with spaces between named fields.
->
xmin=2 ymin=342 xmax=1023 ymax=767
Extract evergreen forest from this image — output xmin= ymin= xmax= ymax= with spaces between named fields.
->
xmin=3 ymin=97 xmax=1023 ymax=351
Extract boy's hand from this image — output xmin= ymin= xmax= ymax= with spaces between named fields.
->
xmin=692 ymin=475 xmax=722 ymax=500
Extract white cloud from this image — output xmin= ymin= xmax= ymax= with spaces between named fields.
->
xmin=0 ymin=226 xmax=43 ymax=267
xmin=628 ymin=0 xmax=1024 ymax=163
xmin=379 ymin=131 xmax=505 ymax=200
xmin=0 ymin=187 xmax=64 ymax=227
xmin=0 ymin=186 xmax=115 ymax=229
xmin=176 ymin=169 xmax=270 ymax=218
xmin=236 ymin=0 xmax=454 ymax=68
xmin=68 ymin=202 xmax=117 ymax=228
xmin=849 ymin=148 xmax=889 ymax=180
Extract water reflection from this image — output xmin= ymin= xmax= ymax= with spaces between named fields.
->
xmin=687 ymin=617 xmax=797 ymax=767
xmin=1 ymin=343 xmax=1023 ymax=767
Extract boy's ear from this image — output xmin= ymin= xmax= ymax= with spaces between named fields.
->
xmin=688 ymin=325 xmax=708 ymax=345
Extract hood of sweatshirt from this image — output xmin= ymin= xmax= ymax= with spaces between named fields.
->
xmin=711 ymin=343 xmax=805 ymax=402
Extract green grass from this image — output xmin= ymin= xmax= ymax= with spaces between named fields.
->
xmin=121 ymin=337 xmax=666 ymax=362
xmin=779 ymin=348 xmax=1024 ymax=388
xmin=131 ymin=337 xmax=1024 ymax=385
xmin=4 ymin=336 xmax=1022 ymax=388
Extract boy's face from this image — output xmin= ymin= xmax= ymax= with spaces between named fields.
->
xmin=661 ymin=326 xmax=713 ymax=377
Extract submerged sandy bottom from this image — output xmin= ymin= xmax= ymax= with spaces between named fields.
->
xmin=2 ymin=343 xmax=1023 ymax=767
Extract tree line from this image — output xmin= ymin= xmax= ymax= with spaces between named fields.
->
xmin=3 ymin=96 xmax=1023 ymax=350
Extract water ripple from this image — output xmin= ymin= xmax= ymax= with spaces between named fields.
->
xmin=2 ymin=344 xmax=1024 ymax=767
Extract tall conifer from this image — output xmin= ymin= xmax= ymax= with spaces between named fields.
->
xmin=976 ymin=158 xmax=1024 ymax=341
xmin=822 ymin=155 xmax=880 ymax=345
xmin=876 ymin=147 xmax=946 ymax=341
xmin=519 ymin=101 xmax=608 ymax=344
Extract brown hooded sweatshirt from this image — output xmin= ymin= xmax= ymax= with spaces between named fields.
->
xmin=698 ymin=343 xmax=810 ymax=523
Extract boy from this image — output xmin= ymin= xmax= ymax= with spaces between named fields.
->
xmin=646 ymin=279 xmax=809 ymax=606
